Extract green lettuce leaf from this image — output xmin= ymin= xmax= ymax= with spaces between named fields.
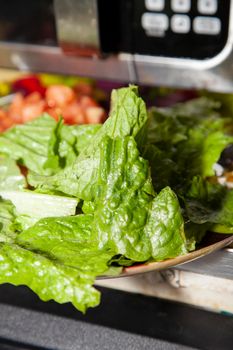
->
xmin=176 ymin=130 xmax=233 ymax=179
xmin=43 ymin=118 xmax=77 ymax=173
xmin=92 ymin=136 xmax=187 ymax=261
xmin=0 ymin=198 xmax=19 ymax=242
xmin=17 ymin=214 xmax=114 ymax=275
xmin=79 ymin=85 xmax=148 ymax=159
xmin=0 ymin=243 xmax=100 ymax=312
xmin=145 ymin=187 xmax=187 ymax=260
xmin=69 ymin=124 xmax=101 ymax=153
xmin=146 ymin=98 xmax=233 ymax=190
xmin=185 ymin=176 xmax=233 ymax=229
xmin=0 ymin=156 xmax=26 ymax=190
xmin=0 ymin=114 xmax=88 ymax=176
xmin=27 ymin=135 xmax=188 ymax=264
xmin=28 ymin=86 xmax=149 ymax=197
xmin=0 ymin=114 xmax=57 ymax=174
xmin=0 ymin=190 xmax=78 ymax=219
xmin=92 ymin=136 xmax=154 ymax=261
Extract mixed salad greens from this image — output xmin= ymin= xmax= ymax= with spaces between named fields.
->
xmin=0 ymin=86 xmax=233 ymax=312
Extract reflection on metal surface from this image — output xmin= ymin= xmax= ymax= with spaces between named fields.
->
xmin=54 ymin=0 xmax=100 ymax=56
xmin=0 ymin=43 xmax=131 ymax=82
xmin=98 ymin=234 xmax=233 ymax=279
xmin=1 ymin=40 xmax=233 ymax=91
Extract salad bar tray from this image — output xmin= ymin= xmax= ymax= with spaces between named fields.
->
xmin=117 ymin=234 xmax=233 ymax=278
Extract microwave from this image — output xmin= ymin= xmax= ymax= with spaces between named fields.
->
xmin=0 ymin=0 xmax=232 ymax=92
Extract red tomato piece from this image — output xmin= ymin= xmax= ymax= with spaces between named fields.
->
xmin=85 ymin=106 xmax=105 ymax=124
xmin=8 ymin=93 xmax=24 ymax=123
xmin=21 ymin=100 xmax=46 ymax=122
xmin=45 ymin=85 xmax=76 ymax=108
xmin=62 ymin=102 xmax=86 ymax=124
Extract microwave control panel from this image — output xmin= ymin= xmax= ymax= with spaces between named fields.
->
xmin=98 ymin=0 xmax=231 ymax=60
xmin=133 ymin=0 xmax=231 ymax=59
xmin=133 ymin=0 xmax=230 ymax=59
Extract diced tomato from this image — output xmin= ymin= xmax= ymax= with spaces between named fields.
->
xmin=62 ymin=102 xmax=86 ymax=124
xmin=44 ymin=107 xmax=61 ymax=121
xmin=1 ymin=117 xmax=14 ymax=129
xmin=0 ymin=109 xmax=7 ymax=120
xmin=78 ymin=95 xmax=99 ymax=108
xmin=85 ymin=106 xmax=105 ymax=124
xmin=24 ymin=91 xmax=42 ymax=104
xmin=0 ymin=79 xmax=106 ymax=132
xmin=45 ymin=85 xmax=76 ymax=108
xmin=8 ymin=93 xmax=24 ymax=123
xmin=21 ymin=100 xmax=46 ymax=122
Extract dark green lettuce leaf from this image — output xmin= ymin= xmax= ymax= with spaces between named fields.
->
xmin=165 ymin=97 xmax=221 ymax=120
xmin=147 ymin=98 xmax=222 ymax=146
xmin=142 ymin=144 xmax=178 ymax=192
xmin=185 ymin=176 xmax=233 ymax=229
xmin=146 ymin=98 xmax=233 ymax=191
xmin=176 ymin=130 xmax=233 ymax=179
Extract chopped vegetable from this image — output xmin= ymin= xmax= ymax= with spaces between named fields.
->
xmin=0 ymin=75 xmax=106 ymax=131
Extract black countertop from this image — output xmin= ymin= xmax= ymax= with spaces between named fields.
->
xmin=0 ymin=284 xmax=232 ymax=350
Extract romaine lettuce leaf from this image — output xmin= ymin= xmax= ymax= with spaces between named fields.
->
xmin=0 ymin=243 xmax=100 ymax=312
xmin=17 ymin=214 xmax=114 ymax=275
xmin=92 ymin=136 xmax=154 ymax=261
xmin=146 ymin=98 xmax=233 ymax=190
xmin=0 ymin=198 xmax=19 ymax=242
xmin=28 ymin=86 xmax=149 ymax=197
xmin=176 ymin=130 xmax=233 ymax=179
xmin=0 ymin=157 xmax=26 ymax=190
xmin=0 ymin=190 xmax=78 ymax=219
xmin=69 ymin=124 xmax=101 ymax=153
xmin=43 ymin=118 xmax=77 ymax=173
xmin=79 ymin=85 xmax=148 ymax=159
xmin=0 ymin=114 xmax=57 ymax=174
xmin=185 ymin=176 xmax=233 ymax=229
xmin=145 ymin=187 xmax=187 ymax=260
xmin=0 ymin=114 xmax=87 ymax=176
xmin=92 ymin=136 xmax=187 ymax=261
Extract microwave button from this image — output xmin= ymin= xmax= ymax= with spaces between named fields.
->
xmin=145 ymin=0 xmax=165 ymax=11
xmin=141 ymin=13 xmax=169 ymax=35
xmin=171 ymin=0 xmax=191 ymax=13
xmin=193 ymin=16 xmax=221 ymax=35
xmin=197 ymin=0 xmax=218 ymax=15
xmin=171 ymin=14 xmax=190 ymax=33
